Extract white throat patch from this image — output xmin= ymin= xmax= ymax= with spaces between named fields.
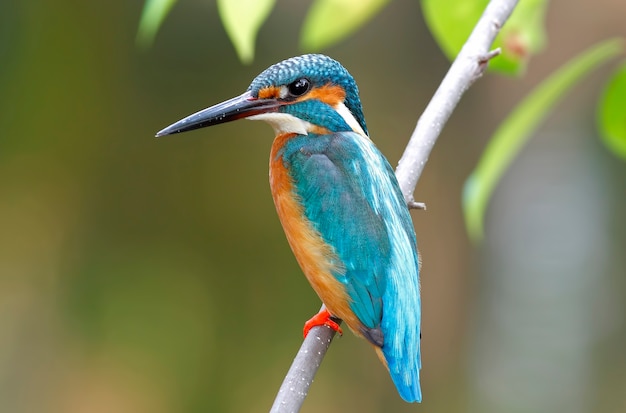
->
xmin=247 ymin=112 xmax=313 ymax=136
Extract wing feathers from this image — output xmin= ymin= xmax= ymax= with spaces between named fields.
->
xmin=274 ymin=131 xmax=421 ymax=402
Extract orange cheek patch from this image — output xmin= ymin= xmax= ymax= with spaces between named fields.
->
xmin=302 ymin=84 xmax=346 ymax=107
xmin=258 ymin=86 xmax=282 ymax=99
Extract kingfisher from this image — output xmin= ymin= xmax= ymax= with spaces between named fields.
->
xmin=156 ymin=54 xmax=422 ymax=403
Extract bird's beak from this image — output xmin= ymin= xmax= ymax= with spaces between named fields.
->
xmin=156 ymin=91 xmax=280 ymax=137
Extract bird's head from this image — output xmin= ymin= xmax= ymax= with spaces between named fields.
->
xmin=156 ymin=54 xmax=368 ymax=138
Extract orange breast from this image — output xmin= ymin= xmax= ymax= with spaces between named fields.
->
xmin=268 ymin=134 xmax=363 ymax=334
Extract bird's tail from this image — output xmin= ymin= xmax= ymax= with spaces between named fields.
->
xmin=376 ymin=340 xmax=421 ymax=402
xmin=376 ymin=314 xmax=422 ymax=403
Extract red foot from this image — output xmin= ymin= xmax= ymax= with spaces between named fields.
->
xmin=303 ymin=308 xmax=343 ymax=338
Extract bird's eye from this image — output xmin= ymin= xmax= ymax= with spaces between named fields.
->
xmin=287 ymin=78 xmax=311 ymax=97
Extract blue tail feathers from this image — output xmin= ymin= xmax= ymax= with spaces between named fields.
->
xmin=387 ymin=354 xmax=422 ymax=403
xmin=383 ymin=337 xmax=422 ymax=402
xmin=380 ymin=273 xmax=422 ymax=402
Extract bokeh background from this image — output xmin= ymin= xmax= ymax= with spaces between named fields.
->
xmin=1 ymin=1 xmax=625 ymax=412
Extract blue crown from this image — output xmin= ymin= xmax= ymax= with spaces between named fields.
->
xmin=247 ymin=54 xmax=368 ymax=135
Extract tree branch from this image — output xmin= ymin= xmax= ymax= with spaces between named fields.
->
xmin=269 ymin=306 xmax=339 ymax=413
xmin=270 ymin=1 xmax=519 ymax=411
xmin=396 ymin=0 xmax=518 ymax=202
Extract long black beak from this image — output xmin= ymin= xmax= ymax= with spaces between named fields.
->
xmin=155 ymin=91 xmax=280 ymax=137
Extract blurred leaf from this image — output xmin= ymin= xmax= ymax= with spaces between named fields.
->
xmin=463 ymin=38 xmax=624 ymax=242
xmin=136 ymin=0 xmax=178 ymax=48
xmin=421 ymin=0 xmax=484 ymax=59
xmin=217 ymin=0 xmax=275 ymax=64
xmin=491 ymin=0 xmax=547 ymax=74
xmin=421 ymin=0 xmax=547 ymax=75
xmin=597 ymin=61 xmax=626 ymax=160
xmin=301 ymin=0 xmax=390 ymax=51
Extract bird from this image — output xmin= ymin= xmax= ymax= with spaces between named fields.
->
xmin=156 ymin=54 xmax=422 ymax=403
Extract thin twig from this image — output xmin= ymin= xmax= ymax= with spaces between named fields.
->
xmin=396 ymin=0 xmax=517 ymax=203
xmin=270 ymin=1 xmax=519 ymax=411
xmin=409 ymin=201 xmax=427 ymax=210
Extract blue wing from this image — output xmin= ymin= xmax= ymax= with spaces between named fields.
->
xmin=278 ymin=131 xmax=422 ymax=402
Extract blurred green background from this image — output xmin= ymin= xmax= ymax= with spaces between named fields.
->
xmin=1 ymin=1 xmax=625 ymax=412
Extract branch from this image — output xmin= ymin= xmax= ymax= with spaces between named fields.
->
xmin=269 ymin=306 xmax=339 ymax=413
xmin=396 ymin=0 xmax=518 ymax=202
xmin=270 ymin=1 xmax=519 ymax=411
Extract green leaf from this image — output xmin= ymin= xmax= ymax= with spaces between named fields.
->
xmin=217 ymin=0 xmax=275 ymax=64
xmin=463 ymin=38 xmax=624 ymax=242
xmin=136 ymin=0 xmax=178 ymax=49
xmin=491 ymin=0 xmax=548 ymax=74
xmin=597 ymin=61 xmax=626 ymax=160
xmin=421 ymin=0 xmax=485 ymax=60
xmin=421 ymin=0 xmax=548 ymax=75
xmin=301 ymin=0 xmax=390 ymax=51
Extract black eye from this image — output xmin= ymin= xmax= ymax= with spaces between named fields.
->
xmin=287 ymin=78 xmax=310 ymax=97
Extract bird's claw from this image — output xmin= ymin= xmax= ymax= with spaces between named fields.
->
xmin=303 ymin=308 xmax=343 ymax=337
